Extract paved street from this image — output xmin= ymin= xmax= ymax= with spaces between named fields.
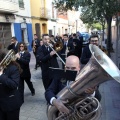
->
xmin=20 ymin=48 xmax=120 ymax=120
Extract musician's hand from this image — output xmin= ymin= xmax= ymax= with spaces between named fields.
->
xmin=52 ymin=99 xmax=70 ymax=114
xmin=15 ymin=53 xmax=20 ymax=59
xmin=11 ymin=41 xmax=15 ymax=44
xmin=85 ymin=87 xmax=97 ymax=94
xmin=50 ymin=51 xmax=56 ymax=56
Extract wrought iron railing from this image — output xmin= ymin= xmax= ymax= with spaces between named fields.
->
xmin=40 ymin=7 xmax=51 ymax=19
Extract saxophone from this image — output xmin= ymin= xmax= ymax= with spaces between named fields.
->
xmin=47 ymin=44 xmax=120 ymax=120
xmin=33 ymin=40 xmax=36 ymax=53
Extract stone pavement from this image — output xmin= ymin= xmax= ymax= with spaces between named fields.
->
xmin=20 ymin=48 xmax=120 ymax=120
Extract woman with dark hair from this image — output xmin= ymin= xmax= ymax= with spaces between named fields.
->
xmin=16 ymin=42 xmax=35 ymax=102
xmin=0 ymin=50 xmax=23 ymax=120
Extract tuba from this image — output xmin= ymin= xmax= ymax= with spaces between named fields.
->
xmin=0 ymin=49 xmax=16 ymax=70
xmin=47 ymin=44 xmax=120 ymax=120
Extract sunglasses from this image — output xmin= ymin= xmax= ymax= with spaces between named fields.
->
xmin=20 ymin=46 xmax=24 ymax=47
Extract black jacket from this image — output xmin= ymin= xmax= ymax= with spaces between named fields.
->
xmin=7 ymin=42 xmax=19 ymax=54
xmin=80 ymin=46 xmax=91 ymax=64
xmin=31 ymin=39 xmax=40 ymax=53
xmin=73 ymin=38 xmax=82 ymax=58
xmin=45 ymin=78 xmax=66 ymax=104
xmin=0 ymin=64 xmax=23 ymax=111
xmin=60 ymin=40 xmax=74 ymax=59
xmin=17 ymin=52 xmax=31 ymax=78
xmin=36 ymin=45 xmax=59 ymax=80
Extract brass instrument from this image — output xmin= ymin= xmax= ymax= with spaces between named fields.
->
xmin=0 ymin=50 xmax=16 ymax=70
xmin=50 ymin=39 xmax=63 ymax=52
xmin=33 ymin=40 xmax=36 ymax=52
xmin=48 ymin=41 xmax=65 ymax=65
xmin=47 ymin=44 xmax=120 ymax=120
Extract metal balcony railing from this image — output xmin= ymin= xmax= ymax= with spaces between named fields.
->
xmin=68 ymin=21 xmax=74 ymax=26
xmin=40 ymin=7 xmax=51 ymax=19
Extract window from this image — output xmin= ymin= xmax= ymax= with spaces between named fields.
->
xmin=19 ymin=0 xmax=24 ymax=8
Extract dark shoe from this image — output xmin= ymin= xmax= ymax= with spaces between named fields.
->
xmin=31 ymin=91 xmax=35 ymax=96
xmin=34 ymin=67 xmax=37 ymax=70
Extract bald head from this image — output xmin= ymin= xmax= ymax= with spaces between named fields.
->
xmin=65 ymin=55 xmax=80 ymax=71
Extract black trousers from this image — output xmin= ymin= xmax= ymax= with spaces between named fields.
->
xmin=33 ymin=52 xmax=39 ymax=69
xmin=42 ymin=78 xmax=52 ymax=90
xmin=0 ymin=108 xmax=20 ymax=120
xmin=19 ymin=77 xmax=35 ymax=102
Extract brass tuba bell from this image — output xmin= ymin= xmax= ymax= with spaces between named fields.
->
xmin=53 ymin=41 xmax=63 ymax=52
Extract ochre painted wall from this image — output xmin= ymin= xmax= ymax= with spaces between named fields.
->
xmin=30 ymin=0 xmax=48 ymax=38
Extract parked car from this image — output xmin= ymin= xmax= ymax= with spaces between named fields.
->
xmin=81 ymin=32 xmax=90 ymax=47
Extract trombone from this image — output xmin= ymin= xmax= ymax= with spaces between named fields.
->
xmin=47 ymin=40 xmax=65 ymax=65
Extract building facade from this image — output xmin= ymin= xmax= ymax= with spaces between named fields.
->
xmin=31 ymin=0 xmax=50 ymax=39
xmin=47 ymin=0 xmax=57 ymax=36
xmin=0 ymin=0 xmax=33 ymax=51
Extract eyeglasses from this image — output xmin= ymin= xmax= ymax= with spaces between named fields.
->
xmin=20 ymin=46 xmax=24 ymax=47
xmin=90 ymin=40 xmax=98 ymax=42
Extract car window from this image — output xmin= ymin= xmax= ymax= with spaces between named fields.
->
xmin=81 ymin=33 xmax=90 ymax=41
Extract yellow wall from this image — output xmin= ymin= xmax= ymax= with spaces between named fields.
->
xmin=30 ymin=0 xmax=48 ymax=38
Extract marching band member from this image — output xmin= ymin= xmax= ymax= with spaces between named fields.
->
xmin=45 ymin=55 xmax=96 ymax=114
xmin=7 ymin=37 xmax=19 ymax=54
xmin=60 ymin=34 xmax=74 ymax=68
xmin=0 ymin=50 xmax=23 ymax=120
xmin=31 ymin=34 xmax=40 ymax=70
xmin=36 ymin=34 xmax=59 ymax=90
xmin=16 ymin=42 xmax=35 ymax=102
xmin=81 ymin=34 xmax=101 ymax=101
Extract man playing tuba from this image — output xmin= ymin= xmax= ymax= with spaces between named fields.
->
xmin=45 ymin=55 xmax=97 ymax=114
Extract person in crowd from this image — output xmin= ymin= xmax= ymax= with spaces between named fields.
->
xmin=0 ymin=50 xmax=23 ymax=120
xmin=31 ymin=34 xmax=40 ymax=70
xmin=80 ymin=34 xmax=101 ymax=101
xmin=81 ymin=34 xmax=99 ymax=64
xmin=40 ymin=40 xmax=43 ymax=46
xmin=16 ymin=42 xmax=35 ymax=102
xmin=7 ymin=36 xmax=19 ymax=54
xmin=60 ymin=34 xmax=74 ymax=67
xmin=45 ymin=55 xmax=97 ymax=114
xmin=76 ymin=31 xmax=83 ymax=47
xmin=0 ymin=43 xmax=2 ymax=49
xmin=56 ymin=35 xmax=62 ymax=42
xmin=72 ymin=33 xmax=83 ymax=58
xmin=50 ymin=35 xmax=57 ymax=44
xmin=36 ymin=34 xmax=59 ymax=90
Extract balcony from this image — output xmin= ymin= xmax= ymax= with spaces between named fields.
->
xmin=40 ymin=7 xmax=51 ymax=19
xmin=0 ymin=0 xmax=19 ymax=13
xmin=68 ymin=20 xmax=74 ymax=26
